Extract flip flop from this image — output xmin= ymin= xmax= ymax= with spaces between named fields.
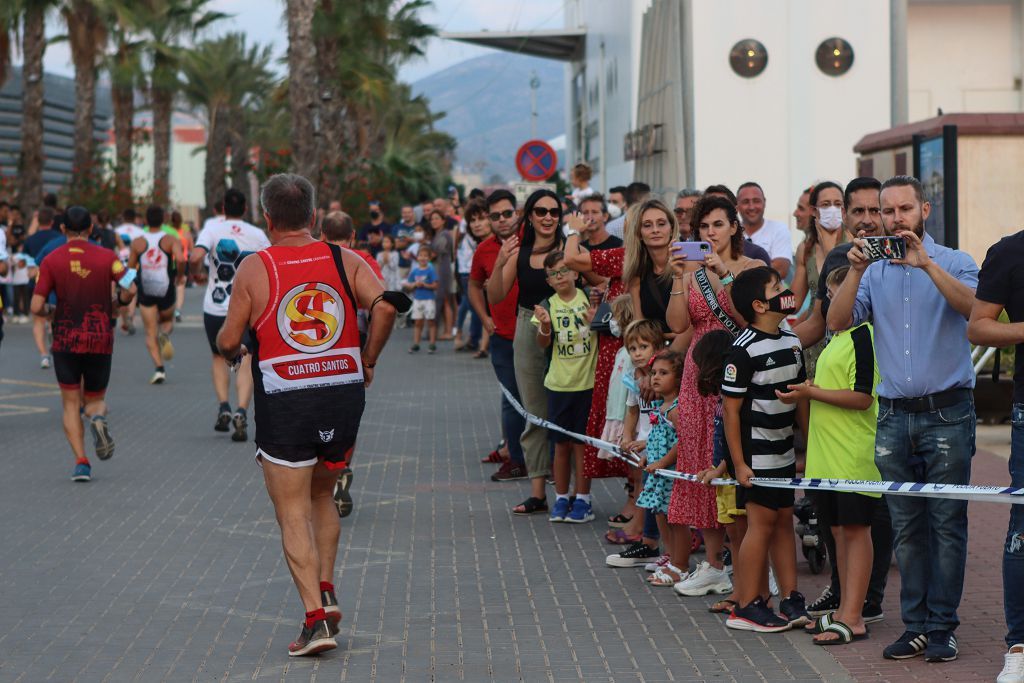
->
xmin=709 ymin=599 xmax=737 ymax=614
xmin=813 ymin=620 xmax=869 ymax=646
xmin=805 ymin=612 xmax=835 ymax=634
xmin=605 ymin=528 xmax=641 ymax=545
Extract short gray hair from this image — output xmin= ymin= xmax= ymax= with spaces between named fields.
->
xmin=260 ymin=173 xmax=316 ymax=230
xmin=676 ymin=188 xmax=702 ymax=200
xmin=320 ymin=211 xmax=354 ymax=243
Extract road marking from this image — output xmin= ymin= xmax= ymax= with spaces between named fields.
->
xmin=0 ymin=403 xmax=50 ymax=417
xmin=0 ymin=378 xmax=54 ymax=389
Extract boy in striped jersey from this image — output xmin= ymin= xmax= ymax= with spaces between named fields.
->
xmin=721 ymin=266 xmax=811 ymax=633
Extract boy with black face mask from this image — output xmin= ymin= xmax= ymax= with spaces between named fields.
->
xmin=716 ymin=266 xmax=810 ymax=633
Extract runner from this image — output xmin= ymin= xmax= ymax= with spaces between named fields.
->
xmin=128 ymin=205 xmax=183 ymax=384
xmin=217 ymin=173 xmax=396 ymax=656
xmin=170 ymin=210 xmax=193 ymax=322
xmin=191 ymin=188 xmax=270 ymax=440
xmin=114 ymin=208 xmax=144 ymax=335
xmin=30 ymin=206 xmax=137 ymax=481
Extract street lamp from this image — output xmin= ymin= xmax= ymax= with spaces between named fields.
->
xmin=529 ymin=71 xmax=540 ymax=139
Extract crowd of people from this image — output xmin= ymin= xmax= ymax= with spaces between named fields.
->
xmin=1 ymin=165 xmax=1023 ymax=678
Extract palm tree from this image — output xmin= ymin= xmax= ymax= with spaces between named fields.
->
xmin=285 ymin=0 xmax=317 ymax=183
xmin=143 ymin=0 xmax=225 ymax=205
xmin=0 ymin=4 xmax=15 ymax=87
xmin=106 ymin=3 xmax=146 ymax=210
xmin=18 ymin=1 xmax=58 ymax=214
xmin=62 ymin=0 xmax=108 ymax=192
xmin=181 ymin=33 xmax=272 ymax=213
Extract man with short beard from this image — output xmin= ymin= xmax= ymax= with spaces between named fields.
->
xmin=577 ymin=194 xmax=621 ymax=251
xmin=468 ymin=189 xmax=528 ymax=482
xmin=828 ymin=175 xmax=978 ymax=664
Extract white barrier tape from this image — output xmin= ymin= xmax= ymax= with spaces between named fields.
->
xmin=499 ymin=384 xmax=1024 ymax=505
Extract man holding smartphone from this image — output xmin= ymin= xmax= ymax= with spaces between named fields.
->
xmin=827 ymin=175 xmax=978 ymax=663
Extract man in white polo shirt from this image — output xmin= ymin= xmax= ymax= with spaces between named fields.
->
xmin=737 ymin=181 xmax=792 ymax=279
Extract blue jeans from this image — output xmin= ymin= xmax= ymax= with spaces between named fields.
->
xmin=489 ymin=335 xmax=525 ymax=467
xmin=455 ymin=275 xmax=482 ymax=346
xmin=874 ymin=395 xmax=975 ymax=634
xmin=1005 ymin=404 xmax=1024 ymax=647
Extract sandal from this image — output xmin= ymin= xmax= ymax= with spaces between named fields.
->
xmin=709 ymin=599 xmax=737 ymax=614
xmin=607 ymin=513 xmax=633 ymax=528
xmin=647 ymin=566 xmax=682 ymax=587
xmin=473 ymin=349 xmax=488 ymax=359
xmin=805 ymin=612 xmax=834 ymax=634
xmin=512 ymin=497 xmax=549 ymax=515
xmin=605 ymin=528 xmax=641 ymax=545
xmin=813 ymin=620 xmax=869 ymax=646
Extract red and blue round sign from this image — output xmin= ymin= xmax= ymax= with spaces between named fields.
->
xmin=515 ymin=140 xmax=558 ymax=182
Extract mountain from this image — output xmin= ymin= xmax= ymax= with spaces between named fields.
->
xmin=412 ymin=52 xmax=565 ymax=183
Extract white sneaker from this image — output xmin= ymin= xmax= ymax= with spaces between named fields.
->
xmin=40 ymin=355 xmax=50 ymax=369
xmin=998 ymin=647 xmax=1024 ymax=683
xmin=768 ymin=566 xmax=779 ymax=597
xmin=673 ymin=561 xmax=733 ymax=596
xmin=644 ymin=554 xmax=671 ymax=572
xmin=150 ymin=369 xmax=167 ymax=385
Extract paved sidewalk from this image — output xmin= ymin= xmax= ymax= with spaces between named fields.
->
xmin=0 ymin=293 xmax=1011 ymax=681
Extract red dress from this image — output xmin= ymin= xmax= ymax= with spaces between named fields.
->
xmin=667 ymin=282 xmax=729 ymax=529
xmin=582 ymin=248 xmax=629 ymax=479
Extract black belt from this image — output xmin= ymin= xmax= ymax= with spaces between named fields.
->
xmin=879 ymin=388 xmax=972 ymax=413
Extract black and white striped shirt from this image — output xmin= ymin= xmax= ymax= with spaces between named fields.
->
xmin=721 ymin=326 xmax=806 ymax=470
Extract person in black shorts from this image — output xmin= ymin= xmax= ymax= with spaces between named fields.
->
xmin=128 ymin=206 xmax=182 ymax=384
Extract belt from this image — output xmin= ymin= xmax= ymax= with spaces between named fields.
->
xmin=879 ymin=388 xmax=972 ymax=413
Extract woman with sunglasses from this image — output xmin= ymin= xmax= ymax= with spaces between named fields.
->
xmin=488 ymin=189 xmax=567 ymax=516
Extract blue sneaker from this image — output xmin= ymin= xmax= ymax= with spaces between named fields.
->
xmin=549 ymin=497 xmax=571 ymax=523
xmin=564 ymin=498 xmax=595 ymax=524
xmin=72 ymin=462 xmax=91 ymax=482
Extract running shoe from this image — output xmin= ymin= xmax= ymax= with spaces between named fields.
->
xmin=333 ymin=468 xmax=353 ymax=518
xmin=428 ymin=343 xmax=437 ymax=354
xmin=321 ymin=588 xmax=342 ymax=636
xmin=71 ymin=462 xmax=91 ymax=482
xmin=549 ymin=497 xmax=571 ymax=523
xmin=490 ymin=461 xmax=527 ymax=482
xmin=90 ymin=415 xmax=115 ymax=460
xmin=673 ymin=561 xmax=732 ymax=596
xmin=924 ymin=629 xmax=959 ymax=662
xmin=214 ymin=408 xmax=232 ymax=432
xmin=882 ymin=630 xmax=928 ymax=660
xmin=408 ymin=344 xmax=420 ymax=354
xmin=606 ymin=541 xmax=660 ymax=568
xmin=174 ymin=309 xmax=182 ymax=322
xmin=726 ymin=597 xmax=791 ymax=633
xmin=157 ymin=332 xmax=174 ymax=360
xmin=564 ymin=498 xmax=594 ymax=524
xmin=231 ymin=412 xmax=248 ymax=442
xmin=807 ymin=584 xmax=840 ymax=617
xmin=287 ymin=618 xmax=336 ymax=657
xmin=779 ymin=590 xmax=810 ymax=626
xmin=997 ymin=646 xmax=1024 ymax=683
xmin=40 ymin=355 xmax=50 ymax=369
xmin=150 ymin=369 xmax=167 ymax=384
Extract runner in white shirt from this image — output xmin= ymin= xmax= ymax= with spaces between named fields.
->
xmin=114 ymin=209 xmax=146 ymax=335
xmin=191 ymin=188 xmax=270 ymax=442
xmin=737 ymin=181 xmax=794 ymax=279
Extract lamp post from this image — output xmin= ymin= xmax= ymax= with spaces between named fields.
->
xmin=529 ymin=71 xmax=540 ymax=139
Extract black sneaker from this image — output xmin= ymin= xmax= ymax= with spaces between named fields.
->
xmin=491 ymin=461 xmax=528 ymax=482
xmin=333 ymin=468 xmax=353 ymax=518
xmin=287 ymin=618 xmax=336 ymax=657
xmin=862 ymin=601 xmax=885 ymax=624
xmin=779 ymin=590 xmax=810 ymax=627
xmin=231 ymin=412 xmax=248 ymax=442
xmin=924 ymin=629 xmax=959 ymax=662
xmin=726 ymin=597 xmax=791 ymax=633
xmin=883 ymin=630 xmax=928 ymax=660
xmin=321 ymin=589 xmax=342 ymax=636
xmin=214 ymin=409 xmax=231 ymax=432
xmin=807 ymin=584 xmax=840 ymax=617
xmin=606 ymin=541 xmax=660 ymax=568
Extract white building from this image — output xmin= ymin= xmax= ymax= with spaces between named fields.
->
xmin=445 ymin=0 xmax=1024 ymax=235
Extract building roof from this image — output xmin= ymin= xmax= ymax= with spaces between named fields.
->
xmin=441 ymin=28 xmax=586 ymax=62
xmin=855 ymin=113 xmax=1024 ymax=153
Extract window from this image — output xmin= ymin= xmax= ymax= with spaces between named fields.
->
xmin=729 ymin=39 xmax=768 ymax=78
xmin=816 ymin=38 xmax=854 ymax=76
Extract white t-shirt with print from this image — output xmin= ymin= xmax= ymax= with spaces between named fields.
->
xmin=195 ymin=218 xmax=270 ymax=316
xmin=744 ymin=219 xmax=793 ymax=264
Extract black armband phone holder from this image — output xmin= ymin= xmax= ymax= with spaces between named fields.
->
xmin=372 ymin=290 xmax=412 ymax=314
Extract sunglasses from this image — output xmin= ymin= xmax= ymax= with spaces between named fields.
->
xmin=488 ymin=209 xmax=515 ymax=221
xmin=545 ymin=267 xmax=571 ymax=279
xmin=531 ymin=207 xmax=562 ymax=218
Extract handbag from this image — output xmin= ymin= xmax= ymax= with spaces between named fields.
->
xmin=694 ymin=267 xmax=741 ymax=337
xmin=590 ymin=298 xmax=613 ymax=334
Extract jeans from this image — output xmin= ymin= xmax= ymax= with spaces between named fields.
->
xmin=1005 ymin=404 xmax=1024 ymax=647
xmin=488 ymin=335 xmax=525 ymax=467
xmin=874 ymin=395 xmax=975 ymax=633
xmin=821 ymin=495 xmax=892 ymax=607
xmin=455 ymin=275 xmax=482 ymax=346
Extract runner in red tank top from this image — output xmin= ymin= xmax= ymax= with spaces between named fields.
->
xmin=217 ymin=174 xmax=396 ymax=657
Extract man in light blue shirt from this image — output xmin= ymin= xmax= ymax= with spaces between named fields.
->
xmin=828 ymin=175 xmax=978 ymax=664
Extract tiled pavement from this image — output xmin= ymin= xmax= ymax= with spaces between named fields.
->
xmin=0 ymin=293 xmax=1012 ymax=682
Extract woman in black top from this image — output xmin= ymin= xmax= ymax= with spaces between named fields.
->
xmin=488 ymin=189 xmax=566 ymax=514
xmin=622 ymin=198 xmax=685 ymax=344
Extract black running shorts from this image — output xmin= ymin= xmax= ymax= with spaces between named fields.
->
xmin=813 ymin=489 xmax=877 ymax=527
xmin=744 ymin=464 xmax=797 ymax=511
xmin=53 ymin=352 xmax=112 ymax=395
xmin=138 ymin=286 xmax=175 ymax=311
xmin=203 ymin=313 xmax=253 ymax=356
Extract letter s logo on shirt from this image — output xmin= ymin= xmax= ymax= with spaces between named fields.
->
xmin=277 ymin=282 xmax=345 ymax=353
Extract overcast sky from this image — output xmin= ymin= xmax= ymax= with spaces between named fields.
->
xmin=31 ymin=0 xmax=565 ymax=84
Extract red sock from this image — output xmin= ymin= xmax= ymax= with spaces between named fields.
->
xmin=320 ymin=581 xmax=334 ymax=594
xmin=305 ymin=608 xmax=326 ymax=628
xmin=76 ymin=456 xmax=90 ymax=466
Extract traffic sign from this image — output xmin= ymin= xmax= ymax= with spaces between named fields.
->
xmin=515 ymin=139 xmax=558 ymax=182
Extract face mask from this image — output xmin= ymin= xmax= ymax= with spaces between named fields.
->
xmin=607 ymin=203 xmax=623 ymax=220
xmin=609 ymin=319 xmax=622 ymax=338
xmin=817 ymin=206 xmax=843 ymax=231
xmin=412 ymin=230 xmax=424 ymax=242
xmin=369 ymin=210 xmax=381 ymax=220
xmin=765 ymin=289 xmax=798 ymax=314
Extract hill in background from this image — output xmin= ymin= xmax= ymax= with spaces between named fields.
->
xmin=412 ymin=52 xmax=565 ymax=183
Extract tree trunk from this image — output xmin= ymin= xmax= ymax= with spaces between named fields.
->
xmin=229 ymin=109 xmax=251 ymax=220
xmin=314 ymin=3 xmax=342 ymax=206
xmin=112 ymin=75 xmax=134 ymax=210
xmin=65 ymin=0 xmax=104 ymax=192
xmin=151 ymin=81 xmax=173 ymax=206
xmin=18 ymin=5 xmax=46 ymax=215
xmin=286 ymin=0 xmax=318 ymax=184
xmin=204 ymin=106 xmax=228 ymax=215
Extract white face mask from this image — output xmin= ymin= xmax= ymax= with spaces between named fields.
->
xmin=412 ymin=230 xmax=425 ymax=242
xmin=607 ymin=203 xmax=623 ymax=220
xmin=817 ymin=206 xmax=843 ymax=231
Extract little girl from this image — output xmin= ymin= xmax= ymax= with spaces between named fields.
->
xmin=635 ymin=349 xmax=685 ymax=587
xmin=598 ymin=295 xmax=636 ymax=461
xmin=376 ymin=234 xmax=402 ymax=292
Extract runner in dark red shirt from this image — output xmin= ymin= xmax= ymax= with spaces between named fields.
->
xmin=32 ymin=206 xmax=138 ymax=482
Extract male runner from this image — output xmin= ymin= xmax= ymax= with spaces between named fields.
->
xmin=31 ymin=206 xmax=137 ymax=481
xmin=129 ymin=205 xmax=183 ymax=384
xmin=114 ymin=208 xmax=144 ymax=335
xmin=218 ymin=174 xmax=395 ymax=656
xmin=191 ymin=188 xmax=270 ymax=440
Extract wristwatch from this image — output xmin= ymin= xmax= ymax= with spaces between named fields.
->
xmin=565 ymin=228 xmax=579 ymax=238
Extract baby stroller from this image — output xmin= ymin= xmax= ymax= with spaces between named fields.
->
xmin=793 ymin=496 xmax=827 ymax=574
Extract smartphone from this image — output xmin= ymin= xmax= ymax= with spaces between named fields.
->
xmin=861 ymin=236 xmax=906 ymax=261
xmin=671 ymin=241 xmax=712 ymax=261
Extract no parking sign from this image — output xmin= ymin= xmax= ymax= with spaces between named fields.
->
xmin=515 ymin=140 xmax=558 ymax=182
